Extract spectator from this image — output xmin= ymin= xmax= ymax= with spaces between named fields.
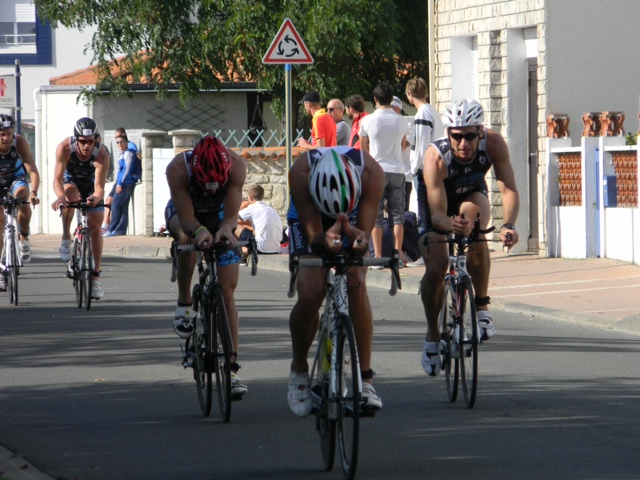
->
xmin=103 ymin=128 xmax=140 ymax=236
xmin=404 ymin=77 xmax=444 ymax=268
xmin=345 ymin=94 xmax=369 ymax=149
xmin=297 ymin=91 xmax=337 ymax=149
xmin=327 ymin=98 xmax=349 ymax=146
xmin=391 ymin=96 xmax=413 ymax=212
xmin=359 ymin=83 xmax=408 ymax=267
xmin=237 ymin=184 xmax=283 ymax=263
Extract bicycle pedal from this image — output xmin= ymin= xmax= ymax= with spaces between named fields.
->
xmin=360 ymin=409 xmax=377 ymax=418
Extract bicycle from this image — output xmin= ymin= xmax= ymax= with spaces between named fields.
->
xmin=0 ymin=192 xmax=29 ymax=305
xmin=437 ymin=214 xmax=494 ymax=409
xmin=61 ymin=200 xmax=106 ymax=311
xmin=288 ymin=249 xmax=401 ymax=480
xmin=171 ymin=237 xmax=258 ymax=422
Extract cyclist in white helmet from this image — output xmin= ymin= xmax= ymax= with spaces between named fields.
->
xmin=286 ymin=146 xmax=384 ymax=416
xmin=417 ymin=99 xmax=520 ymax=376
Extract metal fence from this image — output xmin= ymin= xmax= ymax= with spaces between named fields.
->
xmin=210 ymin=129 xmax=307 ymax=148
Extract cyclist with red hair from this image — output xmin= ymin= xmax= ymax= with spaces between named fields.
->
xmin=165 ymin=135 xmax=248 ymax=398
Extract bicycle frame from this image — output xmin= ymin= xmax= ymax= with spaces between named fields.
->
xmin=1 ymin=195 xmax=23 ymax=270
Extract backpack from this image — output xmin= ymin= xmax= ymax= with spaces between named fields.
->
xmin=130 ymin=148 xmax=142 ymax=183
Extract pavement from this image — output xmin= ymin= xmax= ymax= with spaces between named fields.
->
xmin=2 ymin=233 xmax=640 ymax=479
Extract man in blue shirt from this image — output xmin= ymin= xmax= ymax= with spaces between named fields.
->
xmin=104 ymin=128 xmax=140 ymax=236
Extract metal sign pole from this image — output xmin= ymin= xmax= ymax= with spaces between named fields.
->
xmin=15 ymin=60 xmax=21 ymax=134
xmin=285 ymin=63 xmax=292 ymax=210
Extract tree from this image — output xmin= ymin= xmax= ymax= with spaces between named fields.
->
xmin=35 ymin=0 xmax=427 ymax=114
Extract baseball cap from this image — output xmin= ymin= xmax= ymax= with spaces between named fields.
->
xmin=391 ymin=96 xmax=403 ymax=110
xmin=299 ymin=91 xmax=321 ymax=104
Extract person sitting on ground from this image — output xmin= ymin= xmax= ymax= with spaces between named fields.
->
xmin=236 ymin=184 xmax=283 ymax=262
xmin=0 ymin=114 xmax=40 ymax=291
xmin=164 ymin=134 xmax=248 ymax=399
xmin=286 ymin=146 xmax=384 ymax=416
xmin=417 ymin=99 xmax=519 ymax=377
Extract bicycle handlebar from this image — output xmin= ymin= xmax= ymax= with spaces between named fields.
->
xmin=287 ymin=250 xmax=402 ymax=298
xmin=171 ymin=238 xmax=258 ymax=281
xmin=0 ymin=197 xmax=30 ymax=208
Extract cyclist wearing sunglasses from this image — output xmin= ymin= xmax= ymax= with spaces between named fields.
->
xmin=51 ymin=117 xmax=110 ymax=300
xmin=417 ymin=99 xmax=520 ymax=377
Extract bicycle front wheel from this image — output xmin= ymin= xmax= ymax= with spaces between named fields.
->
xmin=72 ymin=239 xmax=83 ymax=308
xmin=212 ymin=286 xmax=232 ymax=423
xmin=336 ymin=314 xmax=360 ymax=480
xmin=192 ymin=284 xmax=212 ymax=416
xmin=82 ymin=234 xmax=93 ymax=311
xmin=459 ymin=277 xmax=478 ymax=408
xmin=314 ymin=316 xmax=335 ymax=472
xmin=440 ymin=282 xmax=459 ymax=403
xmin=7 ymin=230 xmax=18 ymax=305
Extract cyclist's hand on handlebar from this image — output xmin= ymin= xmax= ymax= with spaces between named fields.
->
xmin=29 ymin=192 xmax=40 ymax=207
xmin=213 ymin=224 xmax=235 ymax=249
xmin=451 ymin=214 xmax=470 ymax=236
xmin=323 ymin=214 xmax=346 ymax=253
xmin=341 ymin=219 xmax=369 ymax=255
xmin=51 ymin=197 xmax=67 ymax=211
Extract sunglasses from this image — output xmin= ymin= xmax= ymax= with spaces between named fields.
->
xmin=328 ymin=107 xmax=342 ymax=112
xmin=449 ymin=131 xmax=480 ymax=142
xmin=77 ymin=138 xmax=95 ymax=146
xmin=115 ymin=140 xmax=126 ymax=145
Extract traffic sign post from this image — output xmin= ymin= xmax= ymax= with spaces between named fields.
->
xmin=262 ymin=18 xmax=314 ymax=209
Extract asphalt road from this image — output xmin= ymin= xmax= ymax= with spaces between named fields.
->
xmin=1 ymin=254 xmax=639 ymax=480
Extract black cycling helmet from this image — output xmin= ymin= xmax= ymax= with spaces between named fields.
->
xmin=0 ymin=114 xmax=15 ymax=130
xmin=74 ymin=117 xmax=98 ymax=137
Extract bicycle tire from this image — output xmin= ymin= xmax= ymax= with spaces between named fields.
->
xmin=314 ymin=314 xmax=335 ymax=472
xmin=72 ymin=238 xmax=83 ymax=308
xmin=212 ymin=286 xmax=232 ymax=423
xmin=440 ymin=282 xmax=459 ymax=403
xmin=336 ymin=314 xmax=360 ymax=480
xmin=82 ymin=233 xmax=93 ymax=311
xmin=192 ymin=284 xmax=213 ymax=416
xmin=7 ymin=228 xmax=18 ymax=306
xmin=459 ymin=277 xmax=478 ymax=408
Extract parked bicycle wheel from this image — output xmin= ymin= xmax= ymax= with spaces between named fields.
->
xmin=336 ymin=314 xmax=360 ymax=480
xmin=72 ymin=238 xmax=83 ymax=308
xmin=459 ymin=277 xmax=478 ymax=408
xmin=192 ymin=284 xmax=213 ymax=416
xmin=82 ymin=234 xmax=93 ymax=311
xmin=212 ymin=286 xmax=232 ymax=423
xmin=315 ymin=318 xmax=335 ymax=472
xmin=440 ymin=282 xmax=459 ymax=403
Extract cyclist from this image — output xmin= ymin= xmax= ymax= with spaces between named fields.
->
xmin=417 ymin=99 xmax=519 ymax=376
xmin=164 ymin=135 xmax=248 ymax=399
xmin=286 ymin=146 xmax=384 ymax=416
xmin=51 ymin=117 xmax=110 ymax=300
xmin=0 ymin=114 xmax=40 ymax=289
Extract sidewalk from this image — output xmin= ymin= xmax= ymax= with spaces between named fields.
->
xmin=28 ymin=233 xmax=640 ymax=334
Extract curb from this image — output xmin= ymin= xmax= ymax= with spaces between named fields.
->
xmin=0 ymin=445 xmax=54 ymax=480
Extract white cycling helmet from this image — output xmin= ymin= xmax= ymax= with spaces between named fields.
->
xmin=444 ymin=99 xmax=485 ymax=127
xmin=309 ymin=149 xmax=362 ymax=218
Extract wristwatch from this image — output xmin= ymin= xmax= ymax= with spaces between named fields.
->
xmin=501 ymin=223 xmax=516 ymax=231
xmin=30 ymin=191 xmax=37 ymax=197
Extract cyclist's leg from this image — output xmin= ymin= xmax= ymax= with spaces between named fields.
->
xmin=12 ymin=183 xmax=30 ymax=235
xmin=61 ymin=183 xmax=81 ymax=239
xmin=459 ymin=192 xmax=491 ymax=304
xmin=418 ymin=233 xmax=448 ymax=342
xmin=217 ymin=261 xmax=240 ymax=363
xmin=87 ymin=209 xmax=104 ymax=279
xmin=167 ymin=213 xmax=196 ymax=306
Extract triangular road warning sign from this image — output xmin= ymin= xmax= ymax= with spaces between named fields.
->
xmin=262 ymin=18 xmax=314 ymax=64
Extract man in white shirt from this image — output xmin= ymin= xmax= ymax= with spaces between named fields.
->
xmin=237 ymin=184 xmax=283 ymax=260
xmin=359 ymin=83 xmax=408 ymax=265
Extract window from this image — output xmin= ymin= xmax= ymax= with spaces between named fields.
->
xmin=0 ymin=0 xmax=51 ymax=65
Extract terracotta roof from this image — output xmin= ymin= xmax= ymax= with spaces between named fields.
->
xmin=50 ymin=56 xmax=253 ymax=86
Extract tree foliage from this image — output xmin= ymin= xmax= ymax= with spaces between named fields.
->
xmin=35 ymin=0 xmax=428 ymax=112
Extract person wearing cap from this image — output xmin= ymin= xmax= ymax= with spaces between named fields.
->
xmin=327 ymin=98 xmax=349 ymax=146
xmin=0 ymin=114 xmax=40 ymax=289
xmin=359 ymin=83 xmax=408 ymax=267
xmin=297 ymin=91 xmax=337 ymax=149
xmin=345 ymin=94 xmax=369 ymax=149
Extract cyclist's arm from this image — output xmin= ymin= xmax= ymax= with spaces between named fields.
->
xmin=51 ymin=139 xmax=70 ymax=209
xmin=487 ymin=131 xmax=520 ymax=245
xmin=90 ymin=146 xmax=110 ymax=204
xmin=423 ymin=145 xmax=455 ymax=235
xmin=216 ymin=151 xmax=247 ymax=242
xmin=16 ymin=135 xmax=40 ymax=202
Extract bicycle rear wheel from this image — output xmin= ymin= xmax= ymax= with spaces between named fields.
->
xmin=72 ymin=239 xmax=83 ymax=308
xmin=213 ymin=287 xmax=232 ymax=422
xmin=440 ymin=282 xmax=458 ymax=403
xmin=192 ymin=284 xmax=212 ymax=416
xmin=336 ymin=314 xmax=360 ymax=480
xmin=459 ymin=277 xmax=478 ymax=408
xmin=314 ymin=317 xmax=335 ymax=472
xmin=82 ymin=234 xmax=93 ymax=311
